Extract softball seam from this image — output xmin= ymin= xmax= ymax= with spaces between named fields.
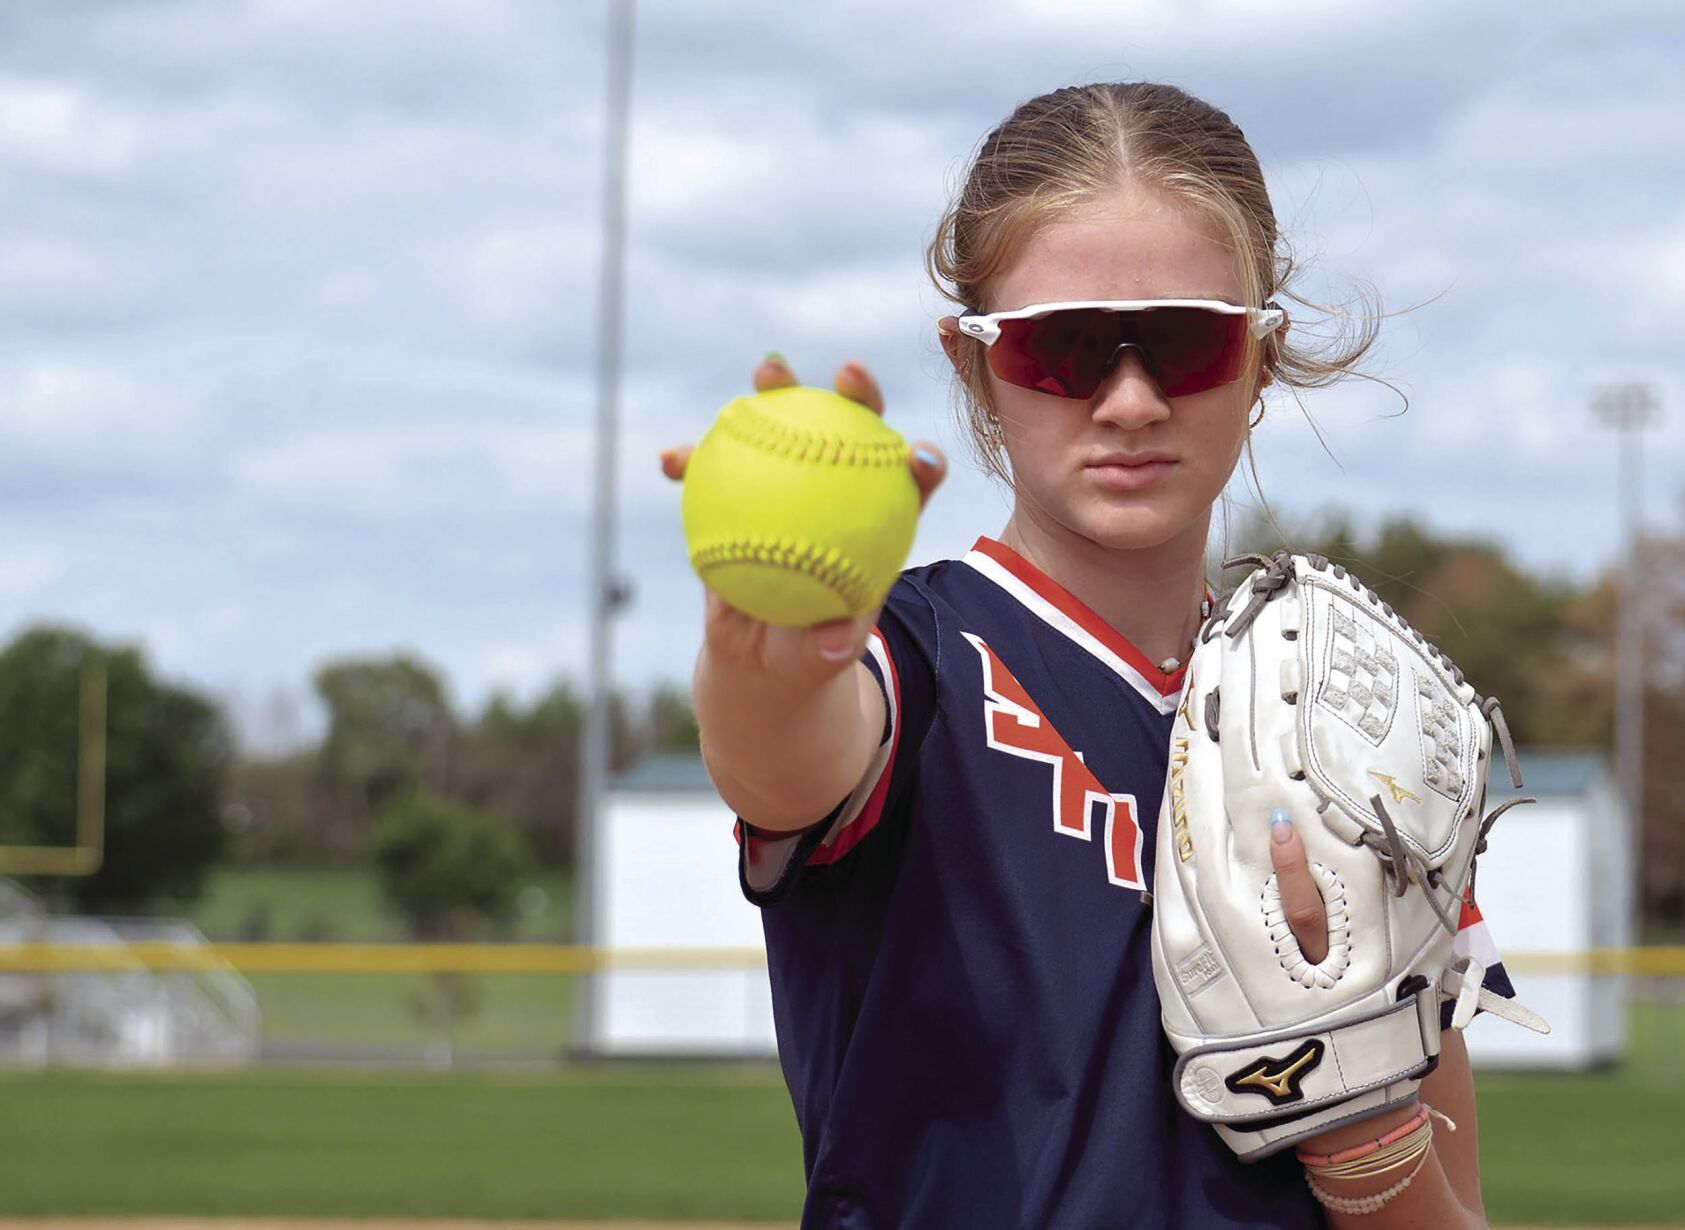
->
xmin=718 ymin=398 xmax=908 ymax=468
xmin=690 ymin=537 xmax=877 ymax=614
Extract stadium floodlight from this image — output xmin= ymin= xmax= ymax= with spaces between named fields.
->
xmin=0 ymin=658 xmax=107 ymax=877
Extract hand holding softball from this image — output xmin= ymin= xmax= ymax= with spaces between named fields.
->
xmin=662 ymin=357 xmax=945 ymax=688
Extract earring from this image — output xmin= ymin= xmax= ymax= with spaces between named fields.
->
xmin=1249 ymin=400 xmax=1266 ymax=429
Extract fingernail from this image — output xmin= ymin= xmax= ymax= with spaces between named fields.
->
xmin=817 ymin=628 xmax=855 ymax=660
xmin=763 ymin=351 xmax=786 ymax=367
xmin=914 ymin=446 xmax=941 ymax=469
xmin=1271 ymin=808 xmax=1293 ymax=843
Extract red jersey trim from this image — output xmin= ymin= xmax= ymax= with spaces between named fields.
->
xmin=967 ymin=536 xmax=1189 ymax=700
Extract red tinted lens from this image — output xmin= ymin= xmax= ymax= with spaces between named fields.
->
xmin=1131 ymin=306 xmax=1248 ymax=396
xmin=990 ymin=310 xmax=1124 ymax=399
xmin=988 ymin=306 xmax=1247 ymax=399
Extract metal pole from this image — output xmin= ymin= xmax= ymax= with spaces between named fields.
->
xmin=573 ymin=0 xmax=635 ymax=1057
xmin=1593 ymin=382 xmax=1659 ymax=940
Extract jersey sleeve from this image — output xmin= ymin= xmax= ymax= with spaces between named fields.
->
xmin=1440 ymin=890 xmax=1517 ymax=1031
xmin=736 ymin=574 xmax=940 ymax=903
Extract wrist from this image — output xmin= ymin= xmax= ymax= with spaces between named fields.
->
xmin=1297 ymin=1099 xmax=1455 ymax=1217
xmin=1296 ymin=1096 xmax=1421 ymax=1159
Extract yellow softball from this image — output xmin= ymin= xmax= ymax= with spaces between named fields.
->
xmin=681 ymin=385 xmax=919 ymax=626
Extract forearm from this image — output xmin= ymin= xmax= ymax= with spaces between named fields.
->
xmin=694 ymin=645 xmax=881 ymax=832
xmin=1306 ymin=1053 xmax=1487 ymax=1230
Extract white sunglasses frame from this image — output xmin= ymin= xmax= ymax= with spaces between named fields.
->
xmin=954 ymin=299 xmax=1286 ymax=347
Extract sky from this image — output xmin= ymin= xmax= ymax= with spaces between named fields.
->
xmin=0 ymin=0 xmax=1679 ymax=753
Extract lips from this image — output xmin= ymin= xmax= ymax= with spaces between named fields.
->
xmin=1084 ymin=453 xmax=1178 ymax=491
xmin=1088 ymin=451 xmax=1176 ymax=467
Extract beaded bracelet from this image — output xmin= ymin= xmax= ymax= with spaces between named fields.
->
xmin=1306 ymin=1149 xmax=1431 ymax=1216
xmin=1298 ymin=1104 xmax=1457 ymax=1215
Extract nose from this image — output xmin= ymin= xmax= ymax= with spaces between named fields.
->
xmin=1091 ymin=344 xmax=1172 ymax=430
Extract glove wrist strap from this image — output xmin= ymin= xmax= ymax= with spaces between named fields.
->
xmin=1171 ymin=985 xmax=1438 ymax=1134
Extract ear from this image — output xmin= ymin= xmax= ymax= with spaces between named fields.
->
xmin=1253 ymin=317 xmax=1288 ymax=397
xmin=937 ymin=315 xmax=966 ymax=372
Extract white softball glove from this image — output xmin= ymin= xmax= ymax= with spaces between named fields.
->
xmin=1150 ymin=551 xmax=1548 ymax=1160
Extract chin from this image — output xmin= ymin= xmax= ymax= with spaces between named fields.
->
xmin=1067 ymin=503 xmax=1201 ymax=553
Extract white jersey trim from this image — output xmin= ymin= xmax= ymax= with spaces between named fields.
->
xmin=963 ymin=548 xmax=1181 ymax=716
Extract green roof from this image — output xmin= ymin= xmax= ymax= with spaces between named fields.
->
xmin=610 ymin=749 xmax=1607 ymax=802
xmin=1488 ymin=748 xmax=1607 ymax=803
xmin=611 ymin=752 xmax=716 ymax=793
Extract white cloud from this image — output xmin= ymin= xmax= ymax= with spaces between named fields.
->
xmin=0 ymin=361 xmax=207 ymax=461
xmin=0 ymin=546 xmax=66 ymax=600
xmin=0 ymin=73 xmax=144 ymax=176
xmin=228 ymin=422 xmax=592 ymax=520
xmin=0 ymin=1 xmax=1676 ymax=738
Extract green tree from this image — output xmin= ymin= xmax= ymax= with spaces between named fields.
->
xmin=371 ymin=791 xmax=530 ymax=940
xmin=0 ymin=625 xmax=230 ymax=911
xmin=1230 ymin=513 xmax=1584 ymax=746
xmin=371 ymin=790 xmax=532 ymax=1065
xmin=645 ymin=682 xmax=700 ymax=752
xmin=314 ymin=655 xmax=454 ymax=815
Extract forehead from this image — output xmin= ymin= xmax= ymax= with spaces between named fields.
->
xmin=988 ymin=185 xmax=1244 ymax=310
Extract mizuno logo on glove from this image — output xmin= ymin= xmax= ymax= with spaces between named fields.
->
xmin=1224 ymin=1039 xmax=1324 ymax=1105
xmin=1367 ymin=769 xmax=1422 ymax=806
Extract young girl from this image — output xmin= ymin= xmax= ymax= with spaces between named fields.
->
xmin=665 ymin=81 xmax=1501 ymax=1229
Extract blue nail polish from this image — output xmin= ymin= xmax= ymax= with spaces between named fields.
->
xmin=914 ymin=447 xmax=940 ymax=468
xmin=1271 ymin=808 xmax=1292 ymax=828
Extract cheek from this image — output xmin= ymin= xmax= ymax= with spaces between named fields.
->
xmin=992 ymin=391 xmax=1079 ymax=476
xmin=1181 ymin=390 xmax=1251 ymax=473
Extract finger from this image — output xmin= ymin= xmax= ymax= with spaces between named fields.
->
xmin=835 ymin=360 xmax=884 ymax=416
xmin=660 ymin=444 xmax=693 ymax=482
xmin=760 ymin=613 xmax=875 ymax=690
xmin=811 ymin=615 xmax=871 ymax=665
xmin=907 ymin=440 xmax=947 ymax=510
xmin=1269 ymin=809 xmax=1329 ymax=964
xmin=753 ymin=351 xmax=798 ymax=393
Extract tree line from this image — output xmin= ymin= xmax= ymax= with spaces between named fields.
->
xmin=0 ymin=511 xmax=1680 ymax=934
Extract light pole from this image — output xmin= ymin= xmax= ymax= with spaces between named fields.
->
xmin=574 ymin=0 xmax=635 ymax=1057
xmin=1593 ymin=381 xmax=1660 ymax=939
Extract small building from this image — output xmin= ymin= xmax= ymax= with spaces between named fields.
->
xmin=586 ymin=749 xmax=1630 ymax=1068
xmin=1459 ymin=749 xmax=1631 ymax=1068
xmin=585 ymin=753 xmax=777 ymax=1057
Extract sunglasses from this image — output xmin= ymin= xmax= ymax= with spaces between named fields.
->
xmin=954 ymin=299 xmax=1286 ymax=400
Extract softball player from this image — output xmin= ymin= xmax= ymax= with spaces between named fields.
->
xmin=667 ymin=80 xmax=1511 ymax=1229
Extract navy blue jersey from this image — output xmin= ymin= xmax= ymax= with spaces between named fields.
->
xmin=736 ymin=537 xmax=1507 ymax=1229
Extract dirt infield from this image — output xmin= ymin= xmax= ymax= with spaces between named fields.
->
xmin=0 ymin=1222 xmax=1670 ymax=1230
xmin=0 ymin=1223 xmax=793 ymax=1230
xmin=0 ymin=1224 xmax=793 ymax=1230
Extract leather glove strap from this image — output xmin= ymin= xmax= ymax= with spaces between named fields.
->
xmin=1172 ymin=986 xmax=1438 ymax=1124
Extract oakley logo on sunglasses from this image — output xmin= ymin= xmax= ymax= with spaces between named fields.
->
xmin=956 ymin=300 xmax=1285 ymax=400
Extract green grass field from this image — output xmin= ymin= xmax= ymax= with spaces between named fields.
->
xmin=0 ymin=1061 xmax=1681 ymax=1223
xmin=10 ymin=870 xmax=1674 ymax=1222
xmin=183 ymin=867 xmax=575 ymax=945
xmin=0 ymin=1066 xmax=805 ymax=1221
xmin=180 ymin=868 xmax=576 ymax=1061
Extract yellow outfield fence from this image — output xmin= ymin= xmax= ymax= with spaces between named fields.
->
xmin=0 ymin=943 xmax=1684 ymax=975
xmin=0 ymin=942 xmax=767 ymax=974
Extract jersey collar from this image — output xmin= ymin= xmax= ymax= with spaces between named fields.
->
xmin=962 ymin=536 xmax=1194 ymax=712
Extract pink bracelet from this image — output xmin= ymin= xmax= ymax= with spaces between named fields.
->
xmin=1295 ymin=1106 xmax=1429 ymax=1168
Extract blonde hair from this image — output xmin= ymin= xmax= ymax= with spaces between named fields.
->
xmin=925 ymin=81 xmax=1384 ymax=489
